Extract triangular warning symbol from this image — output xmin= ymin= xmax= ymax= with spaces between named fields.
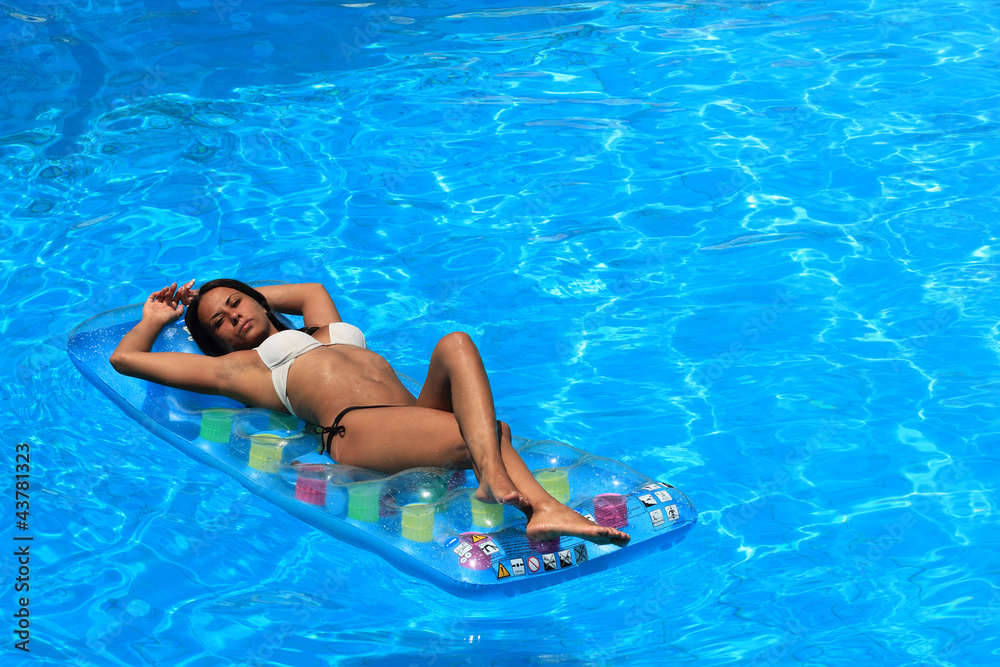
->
xmin=471 ymin=534 xmax=488 ymax=543
xmin=496 ymin=563 xmax=510 ymax=579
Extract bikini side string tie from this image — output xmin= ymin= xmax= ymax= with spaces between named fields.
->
xmin=315 ymin=404 xmax=402 ymax=455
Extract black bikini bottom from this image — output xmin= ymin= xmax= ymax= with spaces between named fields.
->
xmin=316 ymin=405 xmax=504 ymax=459
xmin=316 ymin=404 xmax=402 ymax=456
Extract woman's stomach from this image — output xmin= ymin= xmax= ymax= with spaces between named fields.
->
xmin=284 ymin=345 xmax=416 ymax=424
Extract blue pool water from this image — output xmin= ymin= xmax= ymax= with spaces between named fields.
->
xmin=2 ymin=0 xmax=998 ymax=664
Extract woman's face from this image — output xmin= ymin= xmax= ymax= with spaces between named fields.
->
xmin=197 ymin=288 xmax=274 ymax=352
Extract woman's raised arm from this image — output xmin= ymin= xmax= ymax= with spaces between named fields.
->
xmin=110 ymin=283 xmax=229 ymax=394
xmin=254 ymin=283 xmax=341 ymax=328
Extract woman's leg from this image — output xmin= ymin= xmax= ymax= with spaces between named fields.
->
xmin=492 ymin=420 xmax=631 ymax=546
xmin=329 ymin=407 xmax=629 ymax=546
xmin=414 ymin=332 xmax=525 ymax=506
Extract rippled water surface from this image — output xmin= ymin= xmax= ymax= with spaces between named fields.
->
xmin=2 ymin=0 xmax=998 ymax=664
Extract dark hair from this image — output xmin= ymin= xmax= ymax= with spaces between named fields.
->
xmin=184 ymin=279 xmax=289 ymax=356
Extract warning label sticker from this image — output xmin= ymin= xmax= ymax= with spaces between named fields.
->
xmin=654 ymin=489 xmax=673 ymax=503
xmin=641 ymin=482 xmax=663 ymax=491
xmin=481 ymin=541 xmax=500 ymax=557
xmin=453 ymin=542 xmax=472 ymax=557
xmin=471 ymin=534 xmax=488 ymax=543
xmin=574 ymin=544 xmax=588 ymax=564
xmin=510 ymin=558 xmax=526 ymax=576
xmin=649 ymin=508 xmax=665 ymax=528
xmin=527 ymin=556 xmax=541 ymax=573
xmin=666 ymin=504 xmax=680 ymax=521
xmin=497 ymin=562 xmax=510 ymax=579
xmin=639 ymin=494 xmax=657 ymax=507
xmin=542 ymin=553 xmax=557 ymax=571
xmin=558 ymin=549 xmax=573 ymax=568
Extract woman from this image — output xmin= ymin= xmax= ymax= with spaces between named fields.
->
xmin=111 ymin=279 xmax=629 ymax=546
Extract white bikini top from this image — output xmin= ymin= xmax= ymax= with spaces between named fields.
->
xmin=255 ymin=322 xmax=366 ymax=417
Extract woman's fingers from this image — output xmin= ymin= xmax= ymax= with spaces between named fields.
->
xmin=148 ymin=281 xmax=195 ymax=314
xmin=178 ymin=280 xmax=198 ymax=305
xmin=150 ymin=283 xmax=178 ymax=305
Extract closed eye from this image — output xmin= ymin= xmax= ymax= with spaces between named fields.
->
xmin=212 ymin=295 xmax=241 ymax=329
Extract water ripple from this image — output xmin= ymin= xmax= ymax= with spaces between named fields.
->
xmin=2 ymin=0 xmax=998 ymax=664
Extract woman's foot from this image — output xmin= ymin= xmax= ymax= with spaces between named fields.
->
xmin=475 ymin=464 xmax=529 ymax=507
xmin=526 ymin=502 xmax=630 ymax=547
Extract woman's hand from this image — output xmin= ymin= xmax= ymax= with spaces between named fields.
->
xmin=141 ymin=281 xmax=193 ymax=326
xmin=177 ymin=279 xmax=198 ymax=306
xmin=111 ymin=279 xmax=227 ymax=390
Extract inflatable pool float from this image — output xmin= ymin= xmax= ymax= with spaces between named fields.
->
xmin=68 ymin=303 xmax=697 ymax=598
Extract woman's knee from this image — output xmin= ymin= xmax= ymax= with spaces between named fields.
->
xmin=451 ymin=442 xmax=474 ymax=468
xmin=497 ymin=420 xmax=511 ymax=445
xmin=437 ymin=331 xmax=475 ymax=354
xmin=434 ymin=331 xmax=480 ymax=365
